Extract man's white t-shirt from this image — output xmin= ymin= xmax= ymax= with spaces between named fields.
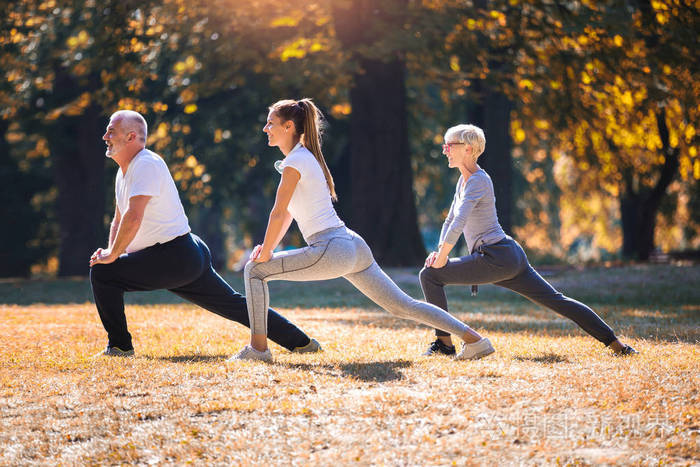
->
xmin=115 ymin=148 xmax=190 ymax=253
xmin=278 ymin=143 xmax=344 ymax=241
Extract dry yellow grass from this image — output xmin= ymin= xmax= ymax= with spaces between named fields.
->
xmin=1 ymin=266 xmax=698 ymax=465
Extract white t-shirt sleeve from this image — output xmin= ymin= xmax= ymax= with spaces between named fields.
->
xmin=281 ymin=151 xmax=306 ymax=178
xmin=128 ymin=159 xmax=162 ymax=198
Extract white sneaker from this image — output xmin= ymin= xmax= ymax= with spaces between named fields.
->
xmin=227 ymin=345 xmax=272 ymax=362
xmin=456 ymin=338 xmax=495 ymax=360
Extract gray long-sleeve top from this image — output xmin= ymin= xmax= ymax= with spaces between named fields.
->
xmin=439 ymin=169 xmax=506 ymax=253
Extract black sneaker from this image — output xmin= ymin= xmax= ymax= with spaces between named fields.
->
xmin=616 ymin=344 xmax=638 ymax=356
xmin=423 ymin=339 xmax=456 ymax=356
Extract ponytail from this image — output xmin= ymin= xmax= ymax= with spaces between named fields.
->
xmin=270 ymin=98 xmax=338 ymax=202
xmin=297 ymin=99 xmax=337 ymax=202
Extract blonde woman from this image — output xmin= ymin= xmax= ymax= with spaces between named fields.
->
xmin=230 ymin=99 xmax=494 ymax=362
xmin=419 ymin=124 xmax=637 ymax=356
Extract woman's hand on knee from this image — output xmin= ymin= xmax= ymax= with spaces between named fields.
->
xmin=426 ymin=251 xmax=447 ymax=268
xmin=426 ymin=251 xmax=448 ymax=268
xmin=251 ymin=244 xmax=272 ymax=263
xmin=249 ymin=245 xmax=262 ymax=261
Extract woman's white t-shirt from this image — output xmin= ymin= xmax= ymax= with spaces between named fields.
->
xmin=115 ymin=149 xmax=191 ymax=253
xmin=278 ymin=143 xmax=344 ymax=241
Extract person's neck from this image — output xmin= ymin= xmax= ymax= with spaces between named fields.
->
xmin=115 ymin=145 xmax=145 ymax=173
xmin=458 ymin=161 xmax=479 ymax=181
xmin=280 ymin=138 xmax=301 ymax=157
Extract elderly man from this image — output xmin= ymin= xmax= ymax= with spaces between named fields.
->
xmin=89 ymin=110 xmax=320 ymax=357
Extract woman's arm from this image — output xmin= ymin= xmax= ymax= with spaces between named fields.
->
xmin=425 ymin=197 xmax=456 ymax=268
xmin=430 ymin=240 xmax=456 ymax=268
xmin=427 ymin=176 xmax=487 ymax=268
xmin=270 ymin=210 xmax=294 ymax=250
xmin=253 ymin=167 xmax=301 ymax=262
xmin=437 ymin=196 xmax=457 ymax=249
xmin=441 ymin=177 xmax=487 ymax=247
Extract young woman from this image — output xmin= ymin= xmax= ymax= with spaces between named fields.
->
xmin=230 ymin=99 xmax=494 ymax=362
xmin=419 ymin=124 xmax=637 ymax=356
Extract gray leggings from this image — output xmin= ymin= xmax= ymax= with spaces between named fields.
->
xmin=419 ymin=236 xmax=617 ymax=346
xmin=244 ymin=226 xmax=471 ymax=338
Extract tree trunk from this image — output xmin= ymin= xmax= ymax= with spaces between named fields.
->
xmin=0 ymin=119 xmax=35 ymax=277
xmin=620 ymin=186 xmax=641 ymax=258
xmin=193 ymin=201 xmax=226 ymax=271
xmin=620 ymin=109 xmax=679 ymax=260
xmin=49 ymin=103 xmax=107 ymax=276
xmin=470 ymin=3 xmax=515 ymax=235
xmin=346 ymin=58 xmax=426 ymax=265
xmin=477 ymin=90 xmax=513 ymax=234
xmin=332 ymin=0 xmax=425 ymax=265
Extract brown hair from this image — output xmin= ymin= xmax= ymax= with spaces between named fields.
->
xmin=270 ymin=98 xmax=337 ymax=201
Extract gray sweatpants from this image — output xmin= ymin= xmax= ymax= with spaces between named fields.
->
xmin=419 ymin=237 xmax=617 ymax=346
xmin=244 ymin=226 xmax=472 ymax=338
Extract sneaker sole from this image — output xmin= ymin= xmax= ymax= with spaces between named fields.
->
xmin=456 ymin=347 xmax=495 ymax=360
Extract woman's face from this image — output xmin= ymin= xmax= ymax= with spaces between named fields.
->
xmin=263 ymin=110 xmax=292 ymax=148
xmin=442 ymin=139 xmax=471 ymax=168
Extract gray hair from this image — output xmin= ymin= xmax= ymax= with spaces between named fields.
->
xmin=444 ymin=124 xmax=485 ymax=161
xmin=110 ymin=110 xmax=148 ymax=143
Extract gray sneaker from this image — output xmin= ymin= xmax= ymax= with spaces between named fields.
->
xmin=292 ymin=338 xmax=323 ymax=354
xmin=227 ymin=345 xmax=272 ymax=362
xmin=94 ymin=346 xmax=135 ymax=358
xmin=455 ymin=338 xmax=495 ymax=360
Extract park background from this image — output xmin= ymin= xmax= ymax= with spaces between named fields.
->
xmin=1 ymin=2 xmax=699 ymax=465
xmin=1 ymin=0 xmax=698 ymax=278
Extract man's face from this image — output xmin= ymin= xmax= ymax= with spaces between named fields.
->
xmin=102 ymin=117 xmax=130 ymax=158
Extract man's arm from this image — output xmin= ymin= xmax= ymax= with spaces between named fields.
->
xmin=90 ymin=204 xmax=121 ymax=263
xmin=108 ymin=204 xmax=122 ymax=249
xmin=90 ymin=195 xmax=151 ymax=266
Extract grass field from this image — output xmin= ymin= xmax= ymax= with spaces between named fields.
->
xmin=1 ymin=264 xmax=698 ymax=465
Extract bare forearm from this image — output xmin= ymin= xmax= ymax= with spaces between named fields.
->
xmin=108 ymin=219 xmax=120 ymax=249
xmin=261 ymin=210 xmax=289 ymax=253
xmin=437 ymin=241 xmax=455 ymax=261
xmin=269 ymin=212 xmax=293 ymax=250
xmin=110 ymin=211 xmax=142 ymax=256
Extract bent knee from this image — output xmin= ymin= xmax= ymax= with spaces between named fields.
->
xmin=243 ymin=260 xmax=257 ymax=278
xmin=244 ymin=260 xmax=268 ymax=281
xmin=418 ymin=267 xmax=437 ymax=285
xmin=89 ymin=264 xmax=111 ymax=283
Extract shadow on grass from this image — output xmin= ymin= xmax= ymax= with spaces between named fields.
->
xmin=512 ymin=353 xmax=570 ymax=364
xmin=282 ymin=360 xmax=413 ymax=382
xmin=142 ymin=355 xmax=411 ymax=381
xmin=311 ymin=311 xmax=699 ymax=344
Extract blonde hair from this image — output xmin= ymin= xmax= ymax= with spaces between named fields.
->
xmin=270 ymin=98 xmax=337 ymax=201
xmin=444 ymin=124 xmax=485 ymax=161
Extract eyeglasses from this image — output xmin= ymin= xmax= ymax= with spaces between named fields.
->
xmin=443 ymin=142 xmax=465 ymax=150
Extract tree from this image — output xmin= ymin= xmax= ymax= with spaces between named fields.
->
xmin=332 ymin=0 xmax=426 ymax=265
xmin=502 ymin=0 xmax=699 ymax=260
xmin=4 ymin=0 xmax=169 ymax=275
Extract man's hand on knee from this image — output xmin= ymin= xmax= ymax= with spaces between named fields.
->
xmin=90 ymin=248 xmax=118 ymax=267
